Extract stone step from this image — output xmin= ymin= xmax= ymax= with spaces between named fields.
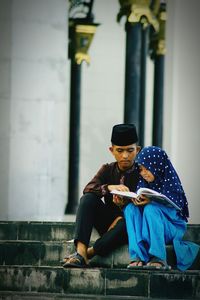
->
xmin=0 ymin=239 xmax=199 ymax=270
xmin=1 ymin=293 xmax=188 ymax=300
xmin=0 ymin=240 xmax=68 ymax=267
xmin=0 ymin=266 xmax=200 ymax=299
xmin=0 ymin=221 xmax=75 ymax=242
xmin=0 ymin=292 xmax=189 ymax=300
xmin=0 ymin=291 xmax=163 ymax=300
xmin=1 ymin=221 xmax=200 ymax=244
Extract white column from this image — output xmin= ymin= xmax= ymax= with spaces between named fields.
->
xmin=1 ymin=0 xmax=69 ymax=221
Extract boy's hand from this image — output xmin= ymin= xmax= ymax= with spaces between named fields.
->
xmin=113 ymin=194 xmax=129 ymax=207
xmin=108 ymin=184 xmax=130 ymax=208
xmin=132 ymin=194 xmax=150 ymax=206
xmin=108 ymin=184 xmax=129 ymax=192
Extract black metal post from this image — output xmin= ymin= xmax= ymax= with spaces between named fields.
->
xmin=139 ymin=25 xmax=149 ymax=147
xmin=152 ymin=54 xmax=164 ymax=147
xmin=65 ymin=60 xmax=81 ymax=214
xmin=65 ymin=0 xmax=97 ymax=214
xmin=152 ymin=2 xmax=166 ymax=147
xmin=124 ymin=22 xmax=142 ymax=137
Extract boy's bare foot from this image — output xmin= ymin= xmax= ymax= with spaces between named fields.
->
xmin=87 ymin=246 xmax=95 ymax=259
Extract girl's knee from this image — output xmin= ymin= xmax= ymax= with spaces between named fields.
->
xmin=124 ymin=203 xmax=140 ymax=217
xmin=143 ymin=203 xmax=161 ymax=218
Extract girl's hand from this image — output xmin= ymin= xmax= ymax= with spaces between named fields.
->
xmin=131 ymin=194 xmax=150 ymax=206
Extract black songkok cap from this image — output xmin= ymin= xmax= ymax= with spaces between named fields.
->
xmin=111 ymin=124 xmax=138 ymax=146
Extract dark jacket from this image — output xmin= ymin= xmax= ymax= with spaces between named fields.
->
xmin=83 ymin=162 xmax=140 ymax=206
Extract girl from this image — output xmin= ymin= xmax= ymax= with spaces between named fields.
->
xmin=122 ymin=146 xmax=199 ymax=271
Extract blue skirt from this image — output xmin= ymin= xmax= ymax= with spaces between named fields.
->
xmin=123 ymin=202 xmax=199 ymax=271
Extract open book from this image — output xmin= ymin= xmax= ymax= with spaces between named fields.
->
xmin=111 ymin=187 xmax=181 ymax=210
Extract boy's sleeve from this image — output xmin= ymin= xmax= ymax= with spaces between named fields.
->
xmin=83 ymin=164 xmax=110 ymax=197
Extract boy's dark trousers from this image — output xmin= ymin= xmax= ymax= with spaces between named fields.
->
xmin=74 ymin=193 xmax=128 ymax=256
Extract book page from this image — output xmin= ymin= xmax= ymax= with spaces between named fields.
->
xmin=110 ymin=190 xmax=137 ymax=199
xmin=110 ymin=188 xmax=181 ymax=210
xmin=137 ymin=188 xmax=161 ymax=196
xmin=137 ymin=188 xmax=181 ymax=210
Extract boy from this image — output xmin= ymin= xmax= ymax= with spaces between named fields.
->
xmin=63 ymin=123 xmax=141 ymax=267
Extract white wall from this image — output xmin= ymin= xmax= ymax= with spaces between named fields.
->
xmin=0 ymin=0 xmax=199 ymax=223
xmin=164 ymin=0 xmax=200 ymax=223
xmin=0 ymin=0 xmax=12 ymax=219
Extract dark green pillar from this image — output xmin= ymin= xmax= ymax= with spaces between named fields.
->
xmin=152 ymin=3 xmax=167 ymax=147
xmin=124 ymin=22 xmax=142 ymax=135
xmin=152 ymin=55 xmax=164 ymax=146
xmin=65 ymin=2 xmax=98 ymax=214
xmin=66 ymin=61 xmax=82 ymax=213
xmin=139 ymin=25 xmax=149 ymax=147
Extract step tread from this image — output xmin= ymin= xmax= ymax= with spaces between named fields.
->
xmin=0 ymin=291 xmax=191 ymax=300
xmin=0 ymin=239 xmax=191 ymax=269
xmin=0 ymin=291 xmax=173 ymax=300
xmin=0 ymin=265 xmax=200 ymax=299
xmin=1 ymin=221 xmax=200 ymax=243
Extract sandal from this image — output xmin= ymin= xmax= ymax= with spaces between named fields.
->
xmin=127 ymin=259 xmax=144 ymax=269
xmin=60 ymin=253 xmax=74 ymax=264
xmin=62 ymin=252 xmax=89 ymax=268
xmin=61 ymin=251 xmax=82 ymax=264
xmin=144 ymin=257 xmax=171 ymax=270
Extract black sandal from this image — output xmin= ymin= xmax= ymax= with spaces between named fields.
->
xmin=62 ymin=252 xmax=88 ymax=268
xmin=60 ymin=252 xmax=75 ymax=264
xmin=127 ymin=258 xmax=144 ymax=269
xmin=144 ymin=257 xmax=171 ymax=270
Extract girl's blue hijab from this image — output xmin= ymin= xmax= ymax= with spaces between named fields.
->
xmin=136 ymin=146 xmax=189 ymax=221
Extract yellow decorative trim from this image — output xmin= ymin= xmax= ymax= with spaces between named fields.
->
xmin=70 ymin=23 xmax=98 ymax=64
xmin=128 ymin=4 xmax=159 ymax=32
xmin=156 ymin=39 xmax=166 ymax=55
xmin=160 ymin=11 xmax=167 ymax=21
xmin=156 ymin=11 xmax=167 ymax=55
xmin=151 ymin=0 xmax=160 ymax=16
xmin=118 ymin=0 xmax=159 ymax=32
xmin=75 ymin=25 xmax=97 ymax=34
xmin=75 ymin=53 xmax=90 ymax=65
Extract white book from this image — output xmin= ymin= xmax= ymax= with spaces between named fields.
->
xmin=110 ymin=187 xmax=181 ymax=211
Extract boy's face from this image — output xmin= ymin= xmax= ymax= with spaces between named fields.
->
xmin=109 ymin=144 xmax=140 ymax=171
xmin=139 ymin=165 xmax=155 ymax=182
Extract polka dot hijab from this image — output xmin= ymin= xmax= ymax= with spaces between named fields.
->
xmin=136 ymin=146 xmax=189 ymax=221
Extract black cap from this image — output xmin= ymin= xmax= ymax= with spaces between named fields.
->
xmin=111 ymin=124 xmax=138 ymax=146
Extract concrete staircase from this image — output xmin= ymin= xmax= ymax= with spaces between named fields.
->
xmin=0 ymin=221 xmax=200 ymax=299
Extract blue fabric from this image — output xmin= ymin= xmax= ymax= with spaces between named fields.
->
xmin=124 ymin=202 xmax=199 ymax=271
xmin=136 ymin=146 xmax=189 ymax=221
